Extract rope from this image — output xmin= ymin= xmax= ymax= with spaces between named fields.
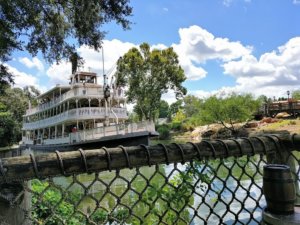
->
xmin=55 ymin=150 xmax=66 ymax=176
xmin=101 ymin=147 xmax=112 ymax=171
xmin=215 ymin=139 xmax=230 ymax=157
xmin=202 ymin=140 xmax=216 ymax=158
xmin=119 ymin=145 xmax=132 ymax=169
xmin=140 ymin=144 xmax=151 ymax=166
xmin=78 ymin=149 xmax=89 ymax=173
xmin=158 ymin=144 xmax=170 ymax=165
xmin=172 ymin=143 xmax=186 ymax=164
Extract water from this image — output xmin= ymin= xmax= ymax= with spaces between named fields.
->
xmin=22 ymin=137 xmax=269 ymax=224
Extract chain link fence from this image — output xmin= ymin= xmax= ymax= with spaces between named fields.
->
xmin=0 ymin=134 xmax=299 ymax=224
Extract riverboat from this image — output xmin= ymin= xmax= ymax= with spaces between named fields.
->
xmin=20 ymin=70 xmax=157 ymax=152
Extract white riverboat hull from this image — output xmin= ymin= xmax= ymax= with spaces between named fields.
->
xmin=20 ymin=130 xmax=158 ymax=153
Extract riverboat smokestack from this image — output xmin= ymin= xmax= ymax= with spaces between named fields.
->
xmin=69 ymin=52 xmax=84 ymax=74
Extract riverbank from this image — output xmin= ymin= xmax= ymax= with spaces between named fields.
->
xmin=0 ymin=144 xmax=19 ymax=152
xmin=164 ymin=118 xmax=300 ymax=142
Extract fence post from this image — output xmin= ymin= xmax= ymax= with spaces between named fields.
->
xmin=266 ymin=144 xmax=300 ymax=204
xmin=0 ymin=181 xmax=28 ymax=225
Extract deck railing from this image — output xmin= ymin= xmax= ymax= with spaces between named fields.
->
xmin=22 ymin=121 xmax=154 ymax=146
xmin=26 ymin=87 xmax=126 ymax=116
xmin=0 ymin=133 xmax=299 ymax=224
xmin=23 ymin=107 xmax=128 ymax=130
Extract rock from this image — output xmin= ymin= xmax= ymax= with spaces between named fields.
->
xmin=275 ymin=112 xmax=290 ymax=119
xmin=244 ymin=122 xmax=258 ymax=128
xmin=261 ymin=117 xmax=272 ymax=123
xmin=201 ymin=129 xmax=216 ymax=138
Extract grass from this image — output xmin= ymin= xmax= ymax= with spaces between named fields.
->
xmin=257 ymin=119 xmax=300 ymax=133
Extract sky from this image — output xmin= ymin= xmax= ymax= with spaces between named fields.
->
xmin=6 ymin=0 xmax=300 ymax=103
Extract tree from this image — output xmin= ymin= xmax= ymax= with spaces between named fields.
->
xmin=158 ymin=100 xmax=169 ymax=118
xmin=0 ymin=86 xmax=41 ymax=146
xmin=168 ymin=99 xmax=183 ymax=119
xmin=182 ymin=95 xmax=202 ymax=117
xmin=0 ymin=0 xmax=133 ymax=89
xmin=201 ymin=93 xmax=259 ymax=135
xmin=292 ymin=90 xmax=300 ymax=100
xmin=23 ymin=85 xmax=41 ymax=106
xmin=116 ymin=43 xmax=187 ymax=121
xmin=0 ymin=102 xmax=19 ymax=147
xmin=0 ymin=87 xmax=29 ymax=123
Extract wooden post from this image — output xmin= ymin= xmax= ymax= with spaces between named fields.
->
xmin=265 ymin=136 xmax=300 ymax=204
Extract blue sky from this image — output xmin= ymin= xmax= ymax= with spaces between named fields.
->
xmin=7 ymin=0 xmax=300 ymax=102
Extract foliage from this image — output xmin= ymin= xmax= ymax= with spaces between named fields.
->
xmin=31 ymin=179 xmax=131 ymax=225
xmin=172 ymin=109 xmax=186 ymax=123
xmin=168 ymin=99 xmax=183 ymax=120
xmin=0 ymin=0 xmax=132 ymax=88
xmin=170 ymin=109 xmax=186 ymax=131
xmin=200 ymin=93 xmax=260 ymax=134
xmin=116 ymin=43 xmax=187 ymax=121
xmin=183 ymin=95 xmax=202 ymax=117
xmin=0 ymin=65 xmax=14 ymax=94
xmin=0 ymin=85 xmax=40 ymax=146
xmin=158 ymin=100 xmax=169 ymax=118
xmin=0 ymin=103 xmax=19 ymax=146
xmin=23 ymin=85 xmax=41 ymax=106
xmin=181 ymin=116 xmax=203 ymax=131
xmin=156 ymin=124 xmax=171 ymax=139
xmin=292 ymin=90 xmax=300 ymax=100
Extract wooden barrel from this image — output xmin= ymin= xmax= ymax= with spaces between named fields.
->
xmin=263 ymin=164 xmax=296 ymax=214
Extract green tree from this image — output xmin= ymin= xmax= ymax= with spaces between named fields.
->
xmin=168 ymin=99 xmax=183 ymax=120
xmin=0 ymin=0 xmax=132 ymax=90
xmin=116 ymin=43 xmax=187 ymax=121
xmin=201 ymin=93 xmax=259 ymax=135
xmin=0 ymin=87 xmax=29 ymax=123
xmin=23 ymin=85 xmax=41 ymax=106
xmin=182 ymin=95 xmax=202 ymax=117
xmin=0 ymin=86 xmax=41 ymax=146
xmin=158 ymin=100 xmax=169 ymax=118
xmin=292 ymin=90 xmax=300 ymax=100
xmin=0 ymin=103 xmax=19 ymax=147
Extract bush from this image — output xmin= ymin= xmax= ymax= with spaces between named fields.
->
xmin=171 ymin=122 xmax=182 ymax=131
xmin=157 ymin=124 xmax=171 ymax=140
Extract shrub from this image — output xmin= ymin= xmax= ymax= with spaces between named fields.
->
xmin=171 ymin=122 xmax=182 ymax=131
xmin=157 ymin=124 xmax=171 ymax=139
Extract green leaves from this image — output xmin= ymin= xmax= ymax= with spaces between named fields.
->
xmin=200 ymin=93 xmax=260 ymax=133
xmin=0 ymin=0 xmax=133 ymax=88
xmin=116 ymin=43 xmax=186 ymax=121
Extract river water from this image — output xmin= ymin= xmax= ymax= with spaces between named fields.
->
xmin=20 ymin=138 xmax=269 ymax=224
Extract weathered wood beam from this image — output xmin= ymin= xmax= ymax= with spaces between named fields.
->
xmin=0 ymin=134 xmax=297 ymax=183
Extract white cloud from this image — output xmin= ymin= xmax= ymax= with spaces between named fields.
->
xmin=46 ymin=39 xmax=136 ymax=86
xmin=172 ymin=25 xmax=252 ymax=80
xmin=293 ymin=0 xmax=300 ymax=5
xmin=222 ymin=37 xmax=300 ymax=97
xmin=19 ymin=57 xmax=44 ymax=72
xmin=46 ymin=61 xmax=71 ymax=86
xmin=223 ymin=0 xmax=233 ymax=7
xmin=6 ymin=64 xmax=46 ymax=92
xmin=151 ymin=43 xmax=168 ymax=50
xmin=188 ymin=37 xmax=300 ymax=99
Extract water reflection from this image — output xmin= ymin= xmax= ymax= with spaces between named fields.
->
xmin=23 ymin=136 xmax=279 ymax=224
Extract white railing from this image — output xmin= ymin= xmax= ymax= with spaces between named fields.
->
xmin=23 ymin=107 xmax=128 ymax=130
xmin=26 ymin=87 xmax=126 ymax=115
xmin=43 ymin=137 xmax=70 ymax=145
xmin=73 ymin=120 xmax=155 ymax=143
xmin=22 ymin=121 xmax=155 ymax=146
